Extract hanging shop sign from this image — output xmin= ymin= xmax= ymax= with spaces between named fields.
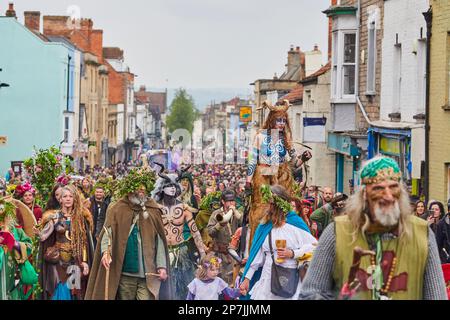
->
xmin=239 ymin=106 xmax=252 ymax=123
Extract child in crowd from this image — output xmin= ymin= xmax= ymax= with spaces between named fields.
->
xmin=186 ymin=253 xmax=241 ymax=300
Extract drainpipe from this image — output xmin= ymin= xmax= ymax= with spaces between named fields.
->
xmin=423 ymin=7 xmax=432 ymax=202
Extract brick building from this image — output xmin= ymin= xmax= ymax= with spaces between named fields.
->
xmin=103 ymin=47 xmax=135 ymax=164
xmin=42 ymin=15 xmax=110 ymax=168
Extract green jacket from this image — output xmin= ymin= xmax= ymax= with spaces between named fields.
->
xmin=0 ymin=227 xmax=33 ymax=300
xmin=310 ymin=203 xmax=334 ymax=236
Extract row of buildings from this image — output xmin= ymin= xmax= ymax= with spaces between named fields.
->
xmin=0 ymin=4 xmax=167 ymax=174
xmin=251 ymin=0 xmax=450 ymax=203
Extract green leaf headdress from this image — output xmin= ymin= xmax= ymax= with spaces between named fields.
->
xmin=113 ymin=167 xmax=156 ymax=200
xmin=0 ymin=197 xmax=17 ymax=224
xmin=261 ymin=184 xmax=293 ymax=214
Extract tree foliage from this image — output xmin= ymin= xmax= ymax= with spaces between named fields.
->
xmin=166 ymin=88 xmax=198 ymax=134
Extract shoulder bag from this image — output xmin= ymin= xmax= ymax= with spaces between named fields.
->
xmin=268 ymin=230 xmax=299 ymax=298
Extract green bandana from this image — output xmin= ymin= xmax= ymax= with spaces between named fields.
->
xmin=360 ymin=157 xmax=401 ymax=185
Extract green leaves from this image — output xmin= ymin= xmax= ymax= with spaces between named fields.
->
xmin=260 ymin=184 xmax=293 ymax=214
xmin=23 ymin=146 xmax=74 ymax=206
xmin=113 ymin=168 xmax=156 ymax=200
xmin=0 ymin=199 xmax=16 ymax=223
xmin=199 ymin=191 xmax=222 ymax=211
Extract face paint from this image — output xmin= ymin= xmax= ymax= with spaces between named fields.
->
xmin=163 ymin=185 xmax=177 ymax=197
xmin=275 ymin=117 xmax=287 ymax=125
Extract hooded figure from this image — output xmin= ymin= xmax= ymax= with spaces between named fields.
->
xmin=85 ymin=168 xmax=170 ymax=300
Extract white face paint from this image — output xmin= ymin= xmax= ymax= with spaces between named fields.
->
xmin=163 ymin=185 xmax=177 ymax=197
xmin=374 ymin=201 xmax=400 ymax=227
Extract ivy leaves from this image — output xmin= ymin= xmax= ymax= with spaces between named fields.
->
xmin=260 ymin=184 xmax=293 ymax=214
xmin=113 ymin=168 xmax=156 ymax=200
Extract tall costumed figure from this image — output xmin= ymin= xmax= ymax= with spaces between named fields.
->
xmin=246 ymin=100 xmax=312 ymax=246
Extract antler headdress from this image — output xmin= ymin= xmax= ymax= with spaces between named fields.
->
xmin=256 ymin=99 xmax=291 ymax=112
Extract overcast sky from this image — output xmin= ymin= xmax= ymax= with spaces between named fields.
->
xmin=2 ymin=0 xmax=330 ymax=90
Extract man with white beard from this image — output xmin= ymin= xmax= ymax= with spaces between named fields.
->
xmin=299 ymin=156 xmax=447 ymax=300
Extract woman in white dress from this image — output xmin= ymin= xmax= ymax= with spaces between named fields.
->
xmin=239 ymin=185 xmax=317 ymax=300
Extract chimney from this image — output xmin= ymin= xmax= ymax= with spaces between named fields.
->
xmin=5 ymin=2 xmax=16 ymax=18
xmin=24 ymin=11 xmax=41 ymax=33
xmin=314 ymin=44 xmax=319 ymax=51
xmin=287 ymin=45 xmax=301 ymax=75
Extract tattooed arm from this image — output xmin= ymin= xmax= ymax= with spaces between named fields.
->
xmin=186 ymin=209 xmax=206 ymax=257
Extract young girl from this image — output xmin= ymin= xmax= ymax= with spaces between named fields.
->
xmin=186 ymin=253 xmax=241 ymax=300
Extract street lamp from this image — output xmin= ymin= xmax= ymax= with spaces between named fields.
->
xmin=0 ymin=68 xmax=10 ymax=89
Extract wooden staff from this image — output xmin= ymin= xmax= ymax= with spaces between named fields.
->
xmin=104 ymin=227 xmax=112 ymax=300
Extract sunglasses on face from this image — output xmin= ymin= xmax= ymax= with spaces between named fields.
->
xmin=276 ymin=118 xmax=287 ymax=124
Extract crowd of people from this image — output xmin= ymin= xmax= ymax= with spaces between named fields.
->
xmin=0 ymin=99 xmax=448 ymax=301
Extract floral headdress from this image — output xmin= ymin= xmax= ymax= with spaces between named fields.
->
xmin=261 ymin=184 xmax=293 ymax=214
xmin=15 ymin=182 xmax=36 ymax=198
xmin=203 ymin=256 xmax=222 ymax=269
xmin=56 ymin=173 xmax=72 ymax=186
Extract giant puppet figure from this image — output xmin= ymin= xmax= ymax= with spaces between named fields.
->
xmin=246 ymin=99 xmax=312 ymax=244
xmin=151 ymin=164 xmax=206 ymax=300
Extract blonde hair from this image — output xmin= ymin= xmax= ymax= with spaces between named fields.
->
xmin=195 ymin=253 xmax=221 ymax=281
xmin=345 ymin=183 xmax=412 ymax=244
xmin=61 ymin=185 xmax=89 ymax=263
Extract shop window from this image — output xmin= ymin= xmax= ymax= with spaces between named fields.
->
xmin=343 ymin=33 xmax=356 ymax=95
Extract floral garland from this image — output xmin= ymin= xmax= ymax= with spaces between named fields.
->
xmin=23 ymin=146 xmax=73 ymax=206
xmin=113 ymin=167 xmax=156 ymax=200
xmin=261 ymin=184 xmax=293 ymax=214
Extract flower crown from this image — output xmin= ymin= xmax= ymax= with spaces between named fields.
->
xmin=56 ymin=174 xmax=72 ymax=186
xmin=15 ymin=182 xmax=36 ymax=197
xmin=203 ymin=256 xmax=222 ymax=269
xmin=261 ymin=184 xmax=293 ymax=214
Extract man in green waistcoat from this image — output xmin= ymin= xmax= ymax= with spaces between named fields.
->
xmin=299 ymin=156 xmax=447 ymax=300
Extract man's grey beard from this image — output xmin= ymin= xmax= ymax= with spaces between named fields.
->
xmin=374 ymin=201 xmax=401 ymax=227
xmin=129 ymin=193 xmax=147 ymax=205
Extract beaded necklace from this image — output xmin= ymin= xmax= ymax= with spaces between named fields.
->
xmin=368 ymin=233 xmax=400 ymax=300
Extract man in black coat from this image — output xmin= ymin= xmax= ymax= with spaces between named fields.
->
xmin=436 ymin=199 xmax=450 ymax=263
xmin=90 ymin=186 xmax=110 ymax=247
